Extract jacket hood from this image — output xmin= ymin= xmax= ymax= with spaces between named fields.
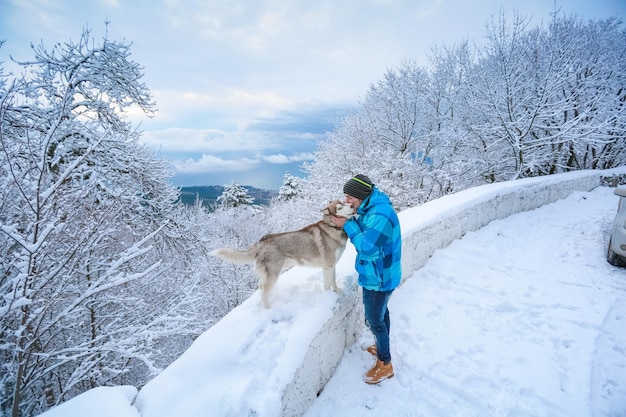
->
xmin=358 ymin=187 xmax=391 ymax=214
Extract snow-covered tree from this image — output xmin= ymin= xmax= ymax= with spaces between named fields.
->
xmin=0 ymin=28 xmax=200 ymax=416
xmin=462 ymin=12 xmax=626 ymax=180
xmin=216 ymin=180 xmax=255 ymax=208
xmin=276 ymin=173 xmax=303 ymax=201
xmin=304 ymin=61 xmax=444 ymax=209
xmin=304 ymin=11 xmax=625 ymax=209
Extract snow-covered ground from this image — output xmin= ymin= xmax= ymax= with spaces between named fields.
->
xmin=40 ymin=184 xmax=626 ymax=417
xmin=305 ymin=186 xmax=626 ymax=417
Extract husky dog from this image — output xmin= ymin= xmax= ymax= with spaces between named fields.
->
xmin=211 ymin=200 xmax=356 ymax=308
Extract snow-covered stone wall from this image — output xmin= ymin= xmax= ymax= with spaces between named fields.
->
xmin=398 ymin=171 xmax=603 ymax=281
xmin=40 ymin=169 xmax=617 ymax=417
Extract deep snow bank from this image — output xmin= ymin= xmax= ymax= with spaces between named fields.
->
xmin=38 ymin=386 xmax=139 ymax=417
xmin=40 ymin=169 xmax=621 ymax=417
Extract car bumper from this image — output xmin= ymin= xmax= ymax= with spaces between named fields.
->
xmin=612 ymin=218 xmax=626 ymax=257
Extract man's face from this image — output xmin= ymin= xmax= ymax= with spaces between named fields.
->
xmin=344 ymin=194 xmax=362 ymax=208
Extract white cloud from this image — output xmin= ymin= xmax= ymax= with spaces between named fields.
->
xmin=172 ymin=150 xmax=315 ymax=174
xmin=140 ymin=128 xmax=281 ymax=153
xmin=173 ymin=154 xmax=259 ymax=174
xmin=262 ymin=153 xmax=315 ymax=164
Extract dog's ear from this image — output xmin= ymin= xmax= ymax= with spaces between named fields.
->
xmin=321 ymin=207 xmax=331 ymax=214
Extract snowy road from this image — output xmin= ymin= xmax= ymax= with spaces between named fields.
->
xmin=305 ymin=186 xmax=626 ymax=417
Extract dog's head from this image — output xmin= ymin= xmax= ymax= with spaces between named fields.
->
xmin=322 ymin=200 xmax=356 ymax=219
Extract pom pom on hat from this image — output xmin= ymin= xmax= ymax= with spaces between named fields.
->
xmin=343 ymin=174 xmax=374 ymax=200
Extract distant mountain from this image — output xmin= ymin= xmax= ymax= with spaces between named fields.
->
xmin=177 ymin=185 xmax=278 ymax=208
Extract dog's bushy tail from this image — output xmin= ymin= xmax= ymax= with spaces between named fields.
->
xmin=211 ymin=247 xmax=255 ymax=264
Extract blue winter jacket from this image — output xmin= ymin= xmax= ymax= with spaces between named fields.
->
xmin=343 ymin=187 xmax=402 ymax=291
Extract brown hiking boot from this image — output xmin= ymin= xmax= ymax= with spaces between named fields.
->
xmin=363 ymin=359 xmax=394 ymax=384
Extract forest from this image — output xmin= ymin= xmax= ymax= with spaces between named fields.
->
xmin=1 ymin=11 xmax=624 ymax=417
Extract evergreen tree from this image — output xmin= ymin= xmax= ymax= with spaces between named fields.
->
xmin=216 ymin=180 xmax=255 ymax=208
xmin=277 ymin=173 xmax=303 ymax=201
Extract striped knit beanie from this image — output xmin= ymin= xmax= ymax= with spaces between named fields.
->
xmin=343 ymin=174 xmax=374 ymax=200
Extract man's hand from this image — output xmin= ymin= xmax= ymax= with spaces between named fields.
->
xmin=331 ymin=215 xmax=347 ymax=228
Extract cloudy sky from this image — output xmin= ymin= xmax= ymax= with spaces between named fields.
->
xmin=1 ymin=0 xmax=624 ymax=189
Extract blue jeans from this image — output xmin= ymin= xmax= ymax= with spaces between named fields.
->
xmin=362 ymin=288 xmax=393 ymax=364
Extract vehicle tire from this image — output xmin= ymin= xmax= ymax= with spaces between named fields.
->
xmin=607 ymin=237 xmax=626 ymax=267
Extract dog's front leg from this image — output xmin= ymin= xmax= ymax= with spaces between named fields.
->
xmin=323 ymin=267 xmax=338 ymax=292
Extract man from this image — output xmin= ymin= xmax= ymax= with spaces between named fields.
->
xmin=331 ymin=174 xmax=402 ymax=384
